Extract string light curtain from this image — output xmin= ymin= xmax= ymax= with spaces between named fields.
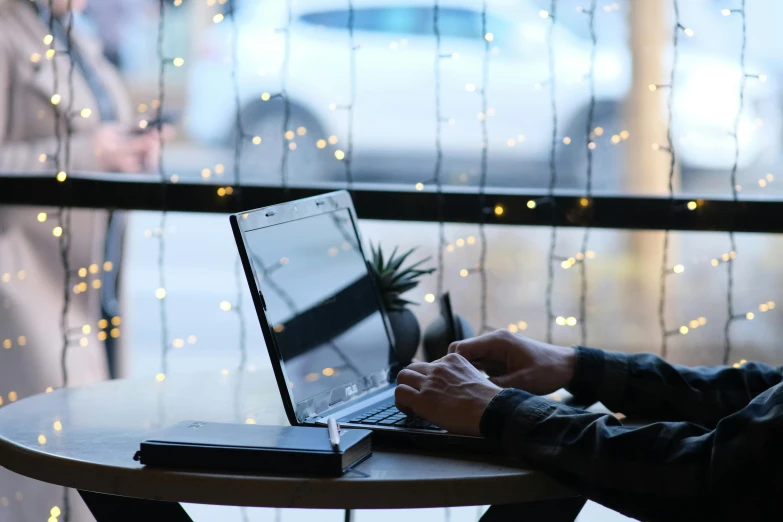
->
xmin=279 ymin=0 xmax=292 ymax=189
xmin=723 ymin=0 xmax=756 ymax=365
xmin=476 ymin=0 xmax=491 ymax=334
xmin=433 ymin=1 xmax=446 ymax=296
xmin=543 ymin=0 xmax=560 ymax=345
xmin=577 ymin=0 xmax=598 ymax=346
xmin=657 ymin=0 xmax=685 ymax=358
xmin=155 ymin=0 xmax=170 ymax=380
xmin=49 ymin=0 xmax=77 ymax=518
xmin=540 ymin=0 xmax=596 ymax=346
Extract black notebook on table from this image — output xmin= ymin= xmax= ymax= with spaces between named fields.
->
xmin=134 ymin=421 xmax=372 ymax=476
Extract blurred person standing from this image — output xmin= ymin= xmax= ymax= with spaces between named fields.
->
xmin=82 ymin=0 xmax=134 ymax=67
xmin=0 ymin=0 xmax=160 ymax=520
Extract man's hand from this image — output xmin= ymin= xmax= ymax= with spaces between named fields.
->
xmin=395 ymin=353 xmax=502 ymax=436
xmin=449 ymin=330 xmax=577 ymax=395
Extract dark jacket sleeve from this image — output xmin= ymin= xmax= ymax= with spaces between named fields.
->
xmin=480 ymin=384 xmax=783 ymax=522
xmin=565 ymin=346 xmax=783 ymax=427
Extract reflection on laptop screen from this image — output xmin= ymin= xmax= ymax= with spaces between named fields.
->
xmin=244 ymin=209 xmax=393 ymax=410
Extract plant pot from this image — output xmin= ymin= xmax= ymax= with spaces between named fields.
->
xmin=387 ymin=308 xmax=420 ymax=366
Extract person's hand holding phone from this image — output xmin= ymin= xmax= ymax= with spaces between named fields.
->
xmin=92 ymin=121 xmax=173 ymax=173
xmin=448 ymin=330 xmax=577 ymax=395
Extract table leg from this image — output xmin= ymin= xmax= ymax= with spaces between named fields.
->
xmin=78 ymin=490 xmax=193 ymax=522
xmin=479 ymin=496 xmax=586 ymax=522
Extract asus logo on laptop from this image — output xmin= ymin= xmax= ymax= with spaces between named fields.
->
xmin=187 ymin=422 xmax=205 ymax=429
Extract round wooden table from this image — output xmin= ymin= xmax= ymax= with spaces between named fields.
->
xmin=0 ymin=370 xmax=579 ymax=521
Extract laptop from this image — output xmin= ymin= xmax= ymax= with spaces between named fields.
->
xmin=230 ymin=190 xmax=488 ymax=451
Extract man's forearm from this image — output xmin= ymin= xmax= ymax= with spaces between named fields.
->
xmin=481 ymin=386 xmax=783 ymax=522
xmin=565 ymin=346 xmax=783 ymax=426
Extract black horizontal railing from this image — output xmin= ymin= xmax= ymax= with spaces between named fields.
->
xmin=1 ymin=172 xmax=782 ymax=233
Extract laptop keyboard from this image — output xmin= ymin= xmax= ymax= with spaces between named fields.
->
xmin=339 ymin=401 xmax=443 ymax=431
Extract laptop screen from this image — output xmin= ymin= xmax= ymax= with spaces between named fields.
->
xmin=243 ymin=208 xmax=394 ymax=419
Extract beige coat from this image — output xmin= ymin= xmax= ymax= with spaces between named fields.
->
xmin=0 ymin=1 xmax=134 ymax=519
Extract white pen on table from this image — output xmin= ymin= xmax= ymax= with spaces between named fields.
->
xmin=327 ymin=417 xmax=341 ymax=452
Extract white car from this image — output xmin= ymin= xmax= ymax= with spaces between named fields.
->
xmin=185 ymin=0 xmax=779 ymax=188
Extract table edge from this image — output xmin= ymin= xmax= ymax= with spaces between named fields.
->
xmin=0 ymin=433 xmax=574 ymax=508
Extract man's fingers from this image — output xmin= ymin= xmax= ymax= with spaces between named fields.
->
xmin=396 ymin=368 xmax=427 ymax=390
xmin=449 ymin=336 xmax=494 ymax=362
xmin=394 ymin=384 xmax=420 ymax=415
xmin=406 ymin=361 xmax=433 ymax=374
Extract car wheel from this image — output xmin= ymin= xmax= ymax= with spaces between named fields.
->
xmin=236 ymin=100 xmax=340 ymax=184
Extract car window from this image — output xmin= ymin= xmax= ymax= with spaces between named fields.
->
xmin=299 ymin=7 xmax=511 ymax=43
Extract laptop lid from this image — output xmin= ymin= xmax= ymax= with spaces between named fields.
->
xmin=230 ymin=191 xmax=398 ymax=425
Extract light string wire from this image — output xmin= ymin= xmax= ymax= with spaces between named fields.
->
xmin=47 ymin=0 xmax=75 ymax=390
xmin=477 ymin=0 xmax=490 ymax=333
xmin=156 ymin=0 xmax=170 ymax=375
xmin=658 ymin=0 xmax=682 ymax=358
xmin=433 ymin=1 xmax=446 ymax=296
xmin=49 ymin=0 xmax=76 ymax=518
xmin=229 ymin=0 xmax=247 ymax=371
xmin=344 ymin=0 xmax=355 ymax=188
xmin=279 ymin=0 xmax=292 ymax=190
xmin=577 ymin=0 xmax=597 ymax=346
xmin=543 ymin=0 xmax=558 ymax=344
xmin=723 ymin=0 xmax=747 ymax=365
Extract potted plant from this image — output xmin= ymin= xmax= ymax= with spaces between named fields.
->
xmin=369 ymin=243 xmax=435 ymax=366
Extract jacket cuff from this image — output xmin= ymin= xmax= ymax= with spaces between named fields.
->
xmin=480 ymin=388 xmax=535 ymax=439
xmin=566 ymin=346 xmax=630 ymax=406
